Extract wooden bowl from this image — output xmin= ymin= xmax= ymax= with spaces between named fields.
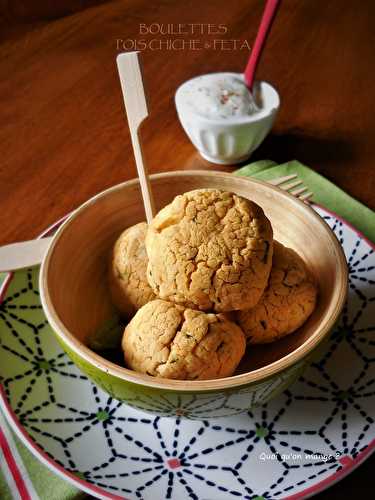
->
xmin=39 ymin=171 xmax=348 ymax=418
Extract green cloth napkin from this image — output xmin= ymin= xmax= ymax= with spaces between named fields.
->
xmin=236 ymin=159 xmax=375 ymax=242
xmin=0 ymin=159 xmax=374 ymax=500
xmin=0 ymin=410 xmax=83 ymax=500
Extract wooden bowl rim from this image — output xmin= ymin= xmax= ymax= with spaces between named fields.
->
xmin=40 ymin=170 xmax=348 ymax=392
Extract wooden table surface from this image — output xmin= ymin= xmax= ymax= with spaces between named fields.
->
xmin=0 ymin=0 xmax=374 ymax=497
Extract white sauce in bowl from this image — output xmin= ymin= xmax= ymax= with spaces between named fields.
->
xmin=178 ymin=73 xmax=260 ymax=119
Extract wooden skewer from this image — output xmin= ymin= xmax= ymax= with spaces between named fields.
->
xmin=116 ymin=52 xmax=155 ymax=224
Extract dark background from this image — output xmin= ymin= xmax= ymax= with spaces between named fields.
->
xmin=0 ymin=0 xmax=374 ymax=498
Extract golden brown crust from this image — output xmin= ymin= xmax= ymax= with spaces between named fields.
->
xmin=122 ymin=299 xmax=246 ymax=380
xmin=146 ymin=189 xmax=273 ymax=312
xmin=109 ymin=222 xmax=156 ymax=318
xmin=236 ymin=241 xmax=318 ymax=344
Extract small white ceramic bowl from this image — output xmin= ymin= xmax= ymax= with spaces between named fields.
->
xmin=175 ymin=72 xmax=280 ymax=164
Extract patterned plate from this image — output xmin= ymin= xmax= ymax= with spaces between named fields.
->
xmin=0 ymin=205 xmax=374 ymax=500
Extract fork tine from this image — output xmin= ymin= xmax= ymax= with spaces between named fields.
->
xmin=300 ymin=191 xmax=314 ymax=202
xmin=268 ymin=174 xmax=297 ymax=186
xmin=269 ymin=174 xmax=313 ymax=203
xmin=279 ymin=180 xmax=303 ymax=191
xmin=290 ymin=187 xmax=308 ymax=196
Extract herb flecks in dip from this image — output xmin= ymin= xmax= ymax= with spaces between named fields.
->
xmin=179 ymin=74 xmax=260 ymax=119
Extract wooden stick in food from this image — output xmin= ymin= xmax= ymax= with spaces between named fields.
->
xmin=116 ymin=51 xmax=155 ymax=223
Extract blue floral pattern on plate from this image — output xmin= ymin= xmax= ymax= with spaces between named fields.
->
xmin=0 ymin=205 xmax=374 ymax=499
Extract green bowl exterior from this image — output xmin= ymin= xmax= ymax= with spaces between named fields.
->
xmin=38 ymin=173 xmax=347 ymax=418
xmin=55 ymin=332 xmax=310 ymax=419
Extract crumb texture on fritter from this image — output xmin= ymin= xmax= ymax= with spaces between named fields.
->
xmin=237 ymin=241 xmax=317 ymax=344
xmin=122 ymin=299 xmax=246 ymax=380
xmin=146 ymin=189 xmax=273 ymax=312
xmin=109 ymin=222 xmax=156 ymax=318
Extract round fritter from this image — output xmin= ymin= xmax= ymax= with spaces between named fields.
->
xmin=109 ymin=222 xmax=156 ymax=318
xmin=146 ymin=189 xmax=273 ymax=312
xmin=237 ymin=241 xmax=317 ymax=344
xmin=122 ymin=299 xmax=246 ymax=380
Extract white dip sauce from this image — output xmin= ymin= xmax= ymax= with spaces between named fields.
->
xmin=179 ymin=73 xmax=260 ymax=119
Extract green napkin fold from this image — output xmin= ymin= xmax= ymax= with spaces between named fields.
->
xmin=0 ymin=159 xmax=374 ymax=500
xmin=236 ymin=159 xmax=375 ymax=243
xmin=0 ymin=410 xmax=83 ymax=500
